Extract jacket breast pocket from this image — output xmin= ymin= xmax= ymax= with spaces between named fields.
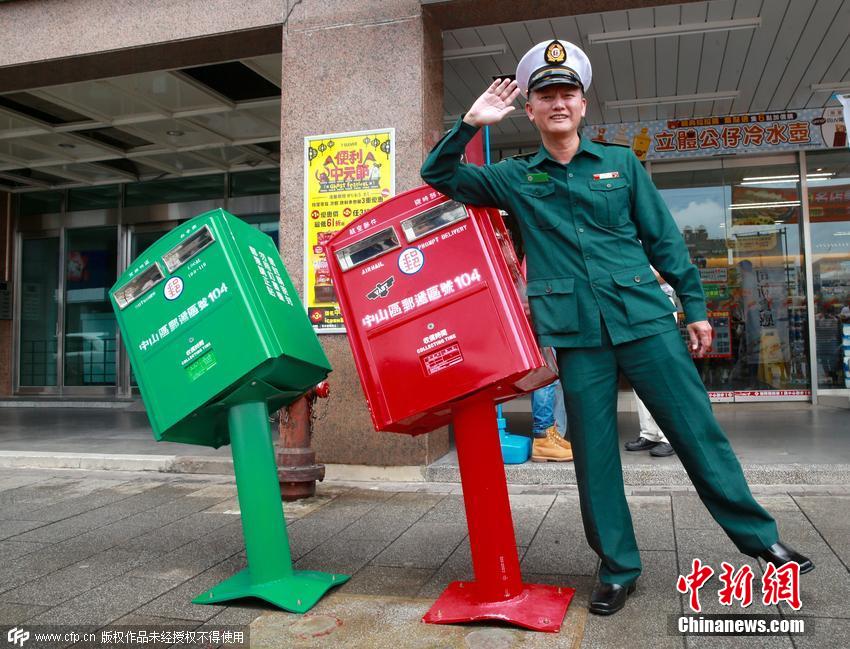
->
xmin=612 ymin=266 xmax=675 ymax=326
xmin=526 ymin=277 xmax=579 ymax=334
xmin=518 ymin=183 xmax=560 ymax=230
xmin=588 ymin=177 xmax=631 ymax=228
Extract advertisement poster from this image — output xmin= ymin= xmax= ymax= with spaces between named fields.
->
xmin=303 ymin=128 xmax=395 ymax=333
xmin=593 ymin=106 xmax=845 ymax=161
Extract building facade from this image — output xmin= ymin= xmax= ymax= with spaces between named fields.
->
xmin=0 ymin=0 xmax=847 ymax=465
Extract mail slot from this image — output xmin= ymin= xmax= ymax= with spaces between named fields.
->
xmin=327 ymin=185 xmax=556 ymax=436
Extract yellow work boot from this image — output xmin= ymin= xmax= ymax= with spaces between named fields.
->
xmin=546 ymin=425 xmax=572 ymax=452
xmin=531 ymin=431 xmax=573 ymax=462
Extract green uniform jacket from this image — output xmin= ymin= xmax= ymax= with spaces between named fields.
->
xmin=421 ymin=118 xmax=707 ymax=348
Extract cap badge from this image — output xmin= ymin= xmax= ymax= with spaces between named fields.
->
xmin=544 ymin=40 xmax=566 ymax=64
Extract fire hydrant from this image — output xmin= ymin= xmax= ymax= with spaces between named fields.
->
xmin=276 ymin=381 xmax=329 ymax=501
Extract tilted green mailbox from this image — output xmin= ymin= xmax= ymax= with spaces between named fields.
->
xmin=111 ymin=208 xmax=347 ymax=612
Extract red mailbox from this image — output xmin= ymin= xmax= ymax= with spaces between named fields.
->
xmin=328 ymin=185 xmax=574 ymax=633
xmin=328 ymin=186 xmax=556 ymax=433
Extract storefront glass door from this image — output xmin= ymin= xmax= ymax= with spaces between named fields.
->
xmin=652 ymin=156 xmax=810 ymax=401
xmin=17 ymin=234 xmax=60 ymax=390
xmin=806 ymin=149 xmax=850 ymax=390
xmin=63 ymin=227 xmax=119 ymax=390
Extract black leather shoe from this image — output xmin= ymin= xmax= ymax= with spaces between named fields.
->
xmin=589 ymin=581 xmax=636 ymax=615
xmin=758 ymin=542 xmax=815 ymax=574
xmin=650 ymin=442 xmax=676 ymax=457
xmin=624 ymin=437 xmax=659 ymax=452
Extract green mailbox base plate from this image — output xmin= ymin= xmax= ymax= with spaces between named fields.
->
xmin=192 ymin=568 xmax=349 ymax=613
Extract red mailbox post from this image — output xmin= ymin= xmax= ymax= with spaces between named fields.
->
xmin=327 ymin=186 xmax=574 ymax=632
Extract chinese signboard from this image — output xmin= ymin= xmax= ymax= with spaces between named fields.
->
xmin=303 ymin=128 xmax=395 ymax=333
xmin=593 ymin=106 xmax=845 ymax=161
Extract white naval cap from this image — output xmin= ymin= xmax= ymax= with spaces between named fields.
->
xmin=515 ymin=39 xmax=592 ymax=97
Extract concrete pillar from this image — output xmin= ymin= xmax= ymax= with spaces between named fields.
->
xmin=279 ymin=0 xmax=447 ymax=466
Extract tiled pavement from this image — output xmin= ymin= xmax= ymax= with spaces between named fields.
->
xmin=0 ymin=467 xmax=847 ymax=648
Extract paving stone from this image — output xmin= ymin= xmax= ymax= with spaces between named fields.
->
xmin=335 ymin=492 xmax=442 ymax=541
xmin=109 ymin=612 xmax=204 ymax=627
xmin=370 ymin=522 xmax=467 ymax=570
xmin=416 ymin=539 xmax=474 ymax=598
xmin=776 ymin=553 xmax=850 ymax=619
xmin=816 ymin=526 xmax=850 ymax=568
xmin=201 ymin=603 xmax=266 ymax=626
xmin=630 ymin=495 xmax=675 ymax=551
xmin=507 ymin=493 xmax=556 ymax=546
xmin=521 ymin=530 xmax=599 ymax=576
xmin=338 ymin=566 xmax=433 ymax=598
xmin=23 ymin=482 xmax=144 ymax=522
xmin=676 ymin=527 xmax=757 ymax=563
xmin=27 ymin=575 xmax=179 ymax=626
xmin=294 ymin=537 xmax=386 ymax=576
xmin=120 ymin=510 xmax=235 ymax=554
xmin=0 ymin=540 xmax=47 ymax=562
xmin=11 ymin=485 xmax=204 ymax=544
xmin=685 ymin=633 xmax=794 ymax=648
xmin=672 ymin=495 xmax=724 ymax=531
xmin=286 ymin=517 xmax=350 ymax=562
xmin=250 ymin=591 xmax=583 ymax=649
xmin=136 ymin=555 xmax=247 ymax=622
xmin=0 ymin=601 xmax=51 ymax=624
xmin=1 ymin=547 xmax=160 ymax=606
xmin=581 ymin=613 xmax=684 ymax=649
xmin=416 ymin=495 xmax=466 ymax=526
xmin=533 ymin=493 xmax=583 ymax=535
xmin=0 ymin=472 xmax=54 ymax=492
xmin=793 ymin=616 xmax=850 ymax=649
xmin=793 ymin=495 xmax=850 ymax=530
xmin=0 ymin=478 xmax=89 ymax=511
xmin=0 ymin=544 xmax=95 ymax=595
xmin=0 ymin=519 xmax=44 ymax=541
xmin=756 ymin=494 xmax=804 ymax=513
xmin=634 ymin=550 xmax=686 ymax=597
xmin=127 ymin=521 xmax=245 ymax=582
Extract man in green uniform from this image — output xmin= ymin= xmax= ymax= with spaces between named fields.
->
xmin=421 ymin=39 xmax=813 ymax=615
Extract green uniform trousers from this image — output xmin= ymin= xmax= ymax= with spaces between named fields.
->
xmin=557 ymin=325 xmax=779 ymax=586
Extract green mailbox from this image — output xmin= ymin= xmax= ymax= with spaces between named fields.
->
xmin=112 ymin=208 xmax=329 ymax=446
xmin=111 ymin=208 xmax=347 ymax=613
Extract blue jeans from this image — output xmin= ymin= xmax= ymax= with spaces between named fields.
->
xmin=531 ymin=380 xmax=567 ymax=438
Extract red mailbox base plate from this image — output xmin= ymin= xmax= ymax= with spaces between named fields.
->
xmin=422 ymin=580 xmax=575 ymax=632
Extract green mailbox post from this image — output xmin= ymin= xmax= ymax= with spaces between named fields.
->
xmin=110 ymin=208 xmax=347 ymax=612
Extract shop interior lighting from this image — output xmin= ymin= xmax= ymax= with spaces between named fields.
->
xmin=587 ymin=18 xmax=760 ymax=44
xmin=605 ymin=91 xmax=738 ymax=109
xmin=443 ymin=44 xmax=507 ymax=61
xmin=728 ymin=201 xmax=801 ymax=210
xmin=739 ymin=172 xmax=835 ymax=186
xmin=810 ymin=82 xmax=850 ymax=93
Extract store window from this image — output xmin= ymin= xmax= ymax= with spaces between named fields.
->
xmin=807 ymin=150 xmax=850 ymax=390
xmin=124 ymin=174 xmax=225 ymax=207
xmin=653 ymin=159 xmax=810 ymax=400
xmin=18 ymin=191 xmax=62 ymax=217
xmin=68 ymin=185 xmax=120 ymax=212
xmin=230 ymin=169 xmax=279 ymax=197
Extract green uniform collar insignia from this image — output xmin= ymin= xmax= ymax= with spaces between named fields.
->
xmin=527 ymin=136 xmax=604 ymax=169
